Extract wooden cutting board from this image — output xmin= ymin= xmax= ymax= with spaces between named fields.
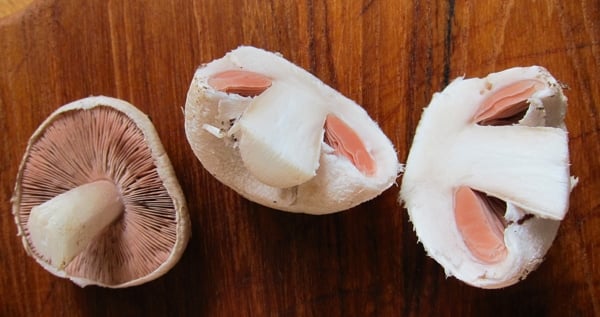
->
xmin=1 ymin=1 xmax=598 ymax=316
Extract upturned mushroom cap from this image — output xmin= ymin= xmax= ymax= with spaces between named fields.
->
xmin=185 ymin=46 xmax=401 ymax=214
xmin=399 ymin=66 xmax=575 ymax=289
xmin=11 ymin=96 xmax=190 ymax=288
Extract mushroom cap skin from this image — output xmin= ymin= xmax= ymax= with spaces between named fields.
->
xmin=399 ymin=66 xmax=575 ymax=289
xmin=185 ymin=46 xmax=401 ymax=214
xmin=11 ymin=96 xmax=190 ymax=288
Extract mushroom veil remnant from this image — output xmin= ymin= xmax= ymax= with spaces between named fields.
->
xmin=12 ymin=96 xmax=190 ymax=288
xmin=185 ymin=46 xmax=401 ymax=214
xmin=400 ymin=66 xmax=576 ymax=289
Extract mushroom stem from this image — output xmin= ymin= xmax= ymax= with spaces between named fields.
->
xmin=27 ymin=180 xmax=123 ymax=270
xmin=237 ymin=81 xmax=326 ymax=188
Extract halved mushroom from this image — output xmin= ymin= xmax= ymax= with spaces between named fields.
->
xmin=185 ymin=46 xmax=400 ymax=214
xmin=11 ymin=96 xmax=190 ymax=288
xmin=399 ymin=66 xmax=576 ymax=288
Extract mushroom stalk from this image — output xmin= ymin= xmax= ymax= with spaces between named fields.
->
xmin=237 ymin=81 xmax=327 ymax=188
xmin=27 ymin=180 xmax=123 ymax=269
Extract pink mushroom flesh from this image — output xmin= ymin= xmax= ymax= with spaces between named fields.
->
xmin=208 ymin=70 xmax=377 ymax=176
xmin=475 ymin=79 xmax=544 ymax=125
xmin=454 ymin=186 xmax=508 ymax=264
xmin=324 ymin=114 xmax=376 ymax=175
xmin=208 ymin=70 xmax=272 ymax=97
xmin=17 ymin=107 xmax=177 ymax=286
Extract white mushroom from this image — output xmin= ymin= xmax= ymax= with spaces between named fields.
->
xmin=12 ymin=96 xmax=190 ymax=288
xmin=399 ymin=66 xmax=576 ymax=289
xmin=185 ymin=46 xmax=401 ymax=214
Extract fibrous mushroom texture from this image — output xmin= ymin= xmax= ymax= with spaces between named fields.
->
xmin=399 ymin=66 xmax=576 ymax=289
xmin=12 ymin=96 xmax=190 ymax=288
xmin=185 ymin=46 xmax=400 ymax=214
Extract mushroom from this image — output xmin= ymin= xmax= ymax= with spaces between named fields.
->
xmin=399 ymin=66 xmax=577 ymax=288
xmin=11 ymin=96 xmax=190 ymax=288
xmin=185 ymin=46 xmax=401 ymax=214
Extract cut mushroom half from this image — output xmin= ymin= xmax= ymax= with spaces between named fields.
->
xmin=11 ymin=96 xmax=190 ymax=288
xmin=399 ymin=66 xmax=576 ymax=289
xmin=185 ymin=46 xmax=400 ymax=214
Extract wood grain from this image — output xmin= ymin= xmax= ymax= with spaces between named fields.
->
xmin=0 ymin=0 xmax=32 ymax=18
xmin=1 ymin=0 xmax=598 ymax=316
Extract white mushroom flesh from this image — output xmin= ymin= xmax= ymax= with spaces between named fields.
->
xmin=237 ymin=80 xmax=327 ymax=188
xmin=27 ymin=180 xmax=123 ymax=269
xmin=399 ymin=66 xmax=575 ymax=288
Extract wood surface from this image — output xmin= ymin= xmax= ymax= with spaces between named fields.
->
xmin=0 ymin=0 xmax=598 ymax=316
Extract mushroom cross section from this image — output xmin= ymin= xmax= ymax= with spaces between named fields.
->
xmin=12 ymin=96 xmax=190 ymax=288
xmin=399 ymin=66 xmax=575 ymax=289
xmin=185 ymin=46 xmax=400 ymax=214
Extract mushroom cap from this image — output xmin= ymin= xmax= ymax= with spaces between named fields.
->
xmin=11 ymin=96 xmax=190 ymax=288
xmin=184 ymin=46 xmax=401 ymax=214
